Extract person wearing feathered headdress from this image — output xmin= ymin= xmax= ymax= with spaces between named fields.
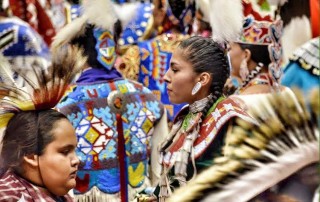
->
xmin=52 ymin=0 xmax=168 ymax=201
xmin=0 ymin=44 xmax=85 ymax=201
xmin=228 ymin=1 xmax=285 ymax=96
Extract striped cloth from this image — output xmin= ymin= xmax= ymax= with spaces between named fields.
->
xmin=0 ymin=170 xmax=73 ymax=202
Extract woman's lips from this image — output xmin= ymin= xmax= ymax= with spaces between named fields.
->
xmin=69 ymin=171 xmax=77 ymax=178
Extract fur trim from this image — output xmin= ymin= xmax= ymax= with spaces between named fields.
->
xmin=114 ymin=2 xmax=140 ymax=29
xmin=74 ymin=178 xmax=151 ymax=202
xmin=83 ymin=0 xmax=118 ymax=31
xmin=196 ymin=0 xmax=210 ymax=22
xmin=51 ymin=15 xmax=88 ymax=49
xmin=209 ymin=0 xmax=244 ymax=43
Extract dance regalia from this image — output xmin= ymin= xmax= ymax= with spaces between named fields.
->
xmin=168 ymin=89 xmax=319 ymax=202
xmin=120 ymin=33 xmax=189 ymax=121
xmin=281 ymin=37 xmax=319 ymax=95
xmin=157 ymin=96 xmax=254 ymax=200
xmin=0 ymin=17 xmax=50 ymax=87
xmin=232 ymin=72 xmax=299 ymax=117
xmin=56 ymin=68 xmax=165 ymax=201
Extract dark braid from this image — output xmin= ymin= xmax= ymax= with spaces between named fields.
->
xmin=241 ymin=64 xmax=263 ymax=88
xmin=178 ymin=36 xmax=230 ymax=119
xmin=238 ymin=43 xmax=269 ymax=88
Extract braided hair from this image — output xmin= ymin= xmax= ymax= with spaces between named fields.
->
xmin=238 ymin=43 xmax=270 ymax=88
xmin=178 ymin=36 xmax=230 ymax=119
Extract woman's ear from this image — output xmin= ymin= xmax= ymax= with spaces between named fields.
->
xmin=199 ymin=72 xmax=211 ymax=87
xmin=23 ymin=154 xmax=39 ymax=167
xmin=243 ymin=49 xmax=252 ymax=62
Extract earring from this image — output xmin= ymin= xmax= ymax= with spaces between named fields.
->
xmin=239 ymin=59 xmax=249 ymax=81
xmin=191 ymin=82 xmax=202 ymax=95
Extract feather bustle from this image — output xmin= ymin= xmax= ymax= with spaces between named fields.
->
xmin=168 ymin=89 xmax=319 ymax=202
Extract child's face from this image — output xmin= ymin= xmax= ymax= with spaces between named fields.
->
xmin=39 ymin=118 xmax=79 ymax=196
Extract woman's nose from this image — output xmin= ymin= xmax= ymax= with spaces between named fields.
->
xmin=163 ymin=70 xmax=170 ymax=83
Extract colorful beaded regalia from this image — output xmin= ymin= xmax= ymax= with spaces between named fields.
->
xmin=234 ymin=12 xmax=283 ymax=93
xmin=52 ymin=0 xmax=167 ymax=201
xmin=168 ymin=88 xmax=319 ymax=202
xmin=0 ymin=17 xmax=50 ymax=88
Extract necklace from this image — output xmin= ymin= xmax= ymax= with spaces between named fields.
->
xmin=238 ymin=73 xmax=272 ymax=94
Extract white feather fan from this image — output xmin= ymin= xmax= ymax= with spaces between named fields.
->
xmin=209 ymin=0 xmax=244 ymax=43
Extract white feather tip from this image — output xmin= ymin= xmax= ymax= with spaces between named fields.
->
xmin=209 ymin=0 xmax=244 ymax=43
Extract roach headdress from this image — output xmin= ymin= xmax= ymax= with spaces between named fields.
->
xmin=0 ymin=46 xmax=86 ymax=128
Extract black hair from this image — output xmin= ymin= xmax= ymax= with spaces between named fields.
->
xmin=0 ymin=109 xmax=67 ymax=175
xmin=168 ymin=0 xmax=186 ymax=19
xmin=278 ymin=0 xmax=310 ymax=27
xmin=0 ymin=0 xmax=3 ymax=13
xmin=70 ymin=19 xmax=122 ymax=70
xmin=67 ymin=0 xmax=80 ymax=4
xmin=239 ymin=43 xmax=271 ymax=67
xmin=178 ymin=36 xmax=230 ymax=118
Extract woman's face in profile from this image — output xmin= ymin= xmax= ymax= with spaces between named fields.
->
xmin=38 ymin=118 xmax=79 ymax=196
xmin=164 ymin=48 xmax=198 ymax=104
xmin=228 ymin=42 xmax=246 ymax=78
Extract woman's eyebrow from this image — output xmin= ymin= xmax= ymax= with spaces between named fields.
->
xmin=59 ymin=144 xmax=76 ymax=150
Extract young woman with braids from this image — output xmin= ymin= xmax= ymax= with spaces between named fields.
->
xmin=116 ymin=0 xmax=195 ymax=122
xmin=226 ymin=9 xmax=316 ymax=202
xmin=227 ymin=11 xmax=287 ymax=96
xmin=142 ymin=36 xmax=253 ymax=201
xmin=226 ymin=13 xmax=299 ymax=116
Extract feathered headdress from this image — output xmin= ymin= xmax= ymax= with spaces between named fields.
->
xmin=52 ymin=0 xmax=137 ymax=71
xmin=239 ymin=1 xmax=284 ymax=88
xmin=0 ymin=46 xmax=86 ymax=129
xmin=208 ymin=0 xmax=244 ymax=43
xmin=168 ymin=88 xmax=319 ymax=202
